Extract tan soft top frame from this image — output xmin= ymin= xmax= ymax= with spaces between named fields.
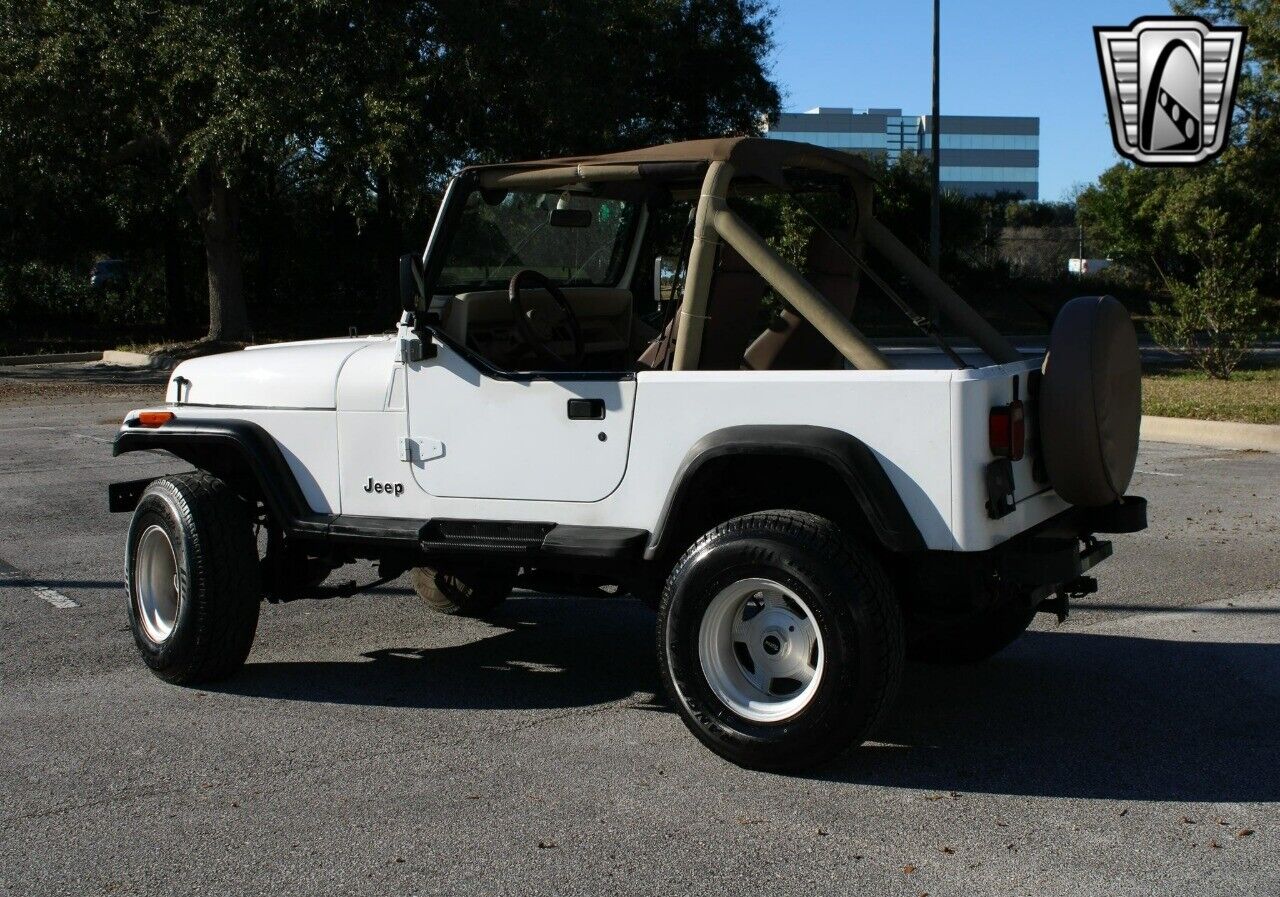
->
xmin=462 ymin=137 xmax=1021 ymax=371
xmin=469 ymin=136 xmax=876 ymax=191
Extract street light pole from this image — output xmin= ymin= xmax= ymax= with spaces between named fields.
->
xmin=929 ymin=0 xmax=941 ymax=281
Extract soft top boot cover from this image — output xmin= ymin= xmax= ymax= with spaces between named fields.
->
xmin=1040 ymin=295 xmax=1141 ymax=507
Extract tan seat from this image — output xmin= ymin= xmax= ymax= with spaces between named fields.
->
xmin=697 ymin=243 xmax=770 ymax=370
xmin=638 ymin=242 xmax=769 ymax=370
xmin=743 ymin=228 xmax=859 ymax=370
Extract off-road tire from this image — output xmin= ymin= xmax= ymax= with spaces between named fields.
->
xmin=908 ymin=600 xmax=1036 ymax=665
xmin=657 ymin=510 xmax=903 ymax=771
xmin=410 ymin=566 xmax=514 ymax=617
xmin=126 ymin=472 xmax=261 ymax=684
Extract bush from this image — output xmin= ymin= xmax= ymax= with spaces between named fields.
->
xmin=0 ymin=258 xmax=167 ymax=339
xmin=1145 ymin=210 xmax=1273 ymax=380
xmin=1149 ymin=264 xmax=1269 ymax=380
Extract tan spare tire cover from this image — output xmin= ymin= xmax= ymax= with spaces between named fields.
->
xmin=1040 ymin=296 xmax=1141 ymax=507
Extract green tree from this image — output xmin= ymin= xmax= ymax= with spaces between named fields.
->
xmin=427 ymin=0 xmax=777 ymax=162
xmin=1077 ymin=0 xmax=1280 ymax=375
xmin=1148 ymin=208 xmax=1267 ymax=378
xmin=2 ymin=1 xmax=402 ymax=341
xmin=1174 ymin=0 xmax=1280 ymax=139
xmin=1 ymin=0 xmax=780 ymax=343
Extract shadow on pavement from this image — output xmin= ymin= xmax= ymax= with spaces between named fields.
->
xmin=831 ymin=629 xmax=1280 ymax=802
xmin=1 ymin=578 xmax=125 ymax=591
xmin=220 ymin=594 xmax=661 ymax=712
xmin=219 ymin=593 xmax=1279 ymax=802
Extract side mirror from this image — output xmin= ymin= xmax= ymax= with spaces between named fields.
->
xmin=399 ymin=254 xmax=424 ymax=310
xmin=652 ymin=256 xmax=678 ymax=305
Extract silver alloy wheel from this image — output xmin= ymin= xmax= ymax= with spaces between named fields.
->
xmin=135 ymin=524 xmax=180 ymax=644
xmin=698 ymin=577 xmax=825 ymax=723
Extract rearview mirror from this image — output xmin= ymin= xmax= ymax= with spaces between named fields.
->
xmin=549 ymin=207 xmax=592 ymax=228
xmin=399 ymin=253 xmax=423 ymax=310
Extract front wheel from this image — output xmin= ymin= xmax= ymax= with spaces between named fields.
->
xmin=657 ymin=511 xmax=903 ymax=771
xmin=126 ymin=472 xmax=261 ymax=684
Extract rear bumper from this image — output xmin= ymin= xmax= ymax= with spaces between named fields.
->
xmin=1000 ymin=535 xmax=1112 ymax=596
xmin=1077 ymin=495 xmax=1148 ymax=534
xmin=994 ymin=494 xmax=1146 ymax=598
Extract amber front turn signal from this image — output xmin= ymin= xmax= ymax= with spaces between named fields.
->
xmin=136 ymin=411 xmax=174 ymax=428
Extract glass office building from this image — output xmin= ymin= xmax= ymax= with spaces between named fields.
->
xmin=765 ymin=107 xmax=1040 ymax=199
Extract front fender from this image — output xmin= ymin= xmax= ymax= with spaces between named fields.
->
xmin=113 ymin=419 xmax=311 ymax=526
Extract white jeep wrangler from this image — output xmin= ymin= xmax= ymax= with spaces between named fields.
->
xmin=111 ymin=138 xmax=1146 ymax=770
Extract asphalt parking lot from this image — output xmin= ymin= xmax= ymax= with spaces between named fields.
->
xmin=2 ymin=376 xmax=1278 ymax=896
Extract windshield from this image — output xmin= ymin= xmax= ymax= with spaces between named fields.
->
xmin=436 ymin=189 xmax=639 ymax=291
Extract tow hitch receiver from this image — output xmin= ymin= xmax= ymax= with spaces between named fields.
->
xmin=1037 ymin=575 xmax=1099 ymax=623
xmin=1000 ymin=535 xmax=1112 ymax=622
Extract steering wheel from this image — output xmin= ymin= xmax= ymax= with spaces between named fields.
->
xmin=507 ymin=269 xmax=585 ymax=369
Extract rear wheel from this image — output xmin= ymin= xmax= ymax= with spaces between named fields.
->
xmin=126 ymin=472 xmax=261 ymax=684
xmin=657 ymin=511 xmax=903 ymax=771
xmin=410 ymin=566 xmax=515 ymax=617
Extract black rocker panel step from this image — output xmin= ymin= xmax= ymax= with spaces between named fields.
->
xmin=419 ymin=519 xmax=555 ymax=552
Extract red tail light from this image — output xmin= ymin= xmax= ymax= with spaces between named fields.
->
xmin=989 ymin=400 xmax=1025 ymax=461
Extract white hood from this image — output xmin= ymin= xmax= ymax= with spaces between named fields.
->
xmin=165 ymin=336 xmax=393 ymax=409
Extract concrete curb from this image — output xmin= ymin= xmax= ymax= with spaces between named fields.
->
xmin=100 ymin=350 xmax=175 ymax=370
xmin=0 ymin=351 xmax=102 ymax=366
xmin=1142 ymin=415 xmax=1280 ymax=452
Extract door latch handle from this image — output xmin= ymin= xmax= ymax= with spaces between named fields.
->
xmin=566 ymin=398 xmax=605 ymax=420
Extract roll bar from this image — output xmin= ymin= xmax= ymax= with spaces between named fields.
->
xmin=668 ymin=159 xmax=1021 ymax=371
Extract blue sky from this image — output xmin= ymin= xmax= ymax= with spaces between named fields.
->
xmin=768 ymin=0 xmax=1166 ymax=200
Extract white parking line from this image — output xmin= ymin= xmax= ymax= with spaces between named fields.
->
xmin=0 ymin=561 xmax=81 ymax=609
xmin=31 ymin=585 xmax=80 ymax=609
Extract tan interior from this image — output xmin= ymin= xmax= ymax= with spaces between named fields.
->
xmin=454 ymin=137 xmax=1020 ymax=373
xmin=744 ymin=229 xmax=858 ymax=371
xmin=637 ymin=242 xmax=770 ymax=371
xmin=696 ymin=243 xmax=770 ymax=370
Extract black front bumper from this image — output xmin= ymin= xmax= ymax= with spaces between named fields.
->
xmin=108 ymin=477 xmax=158 ymax=513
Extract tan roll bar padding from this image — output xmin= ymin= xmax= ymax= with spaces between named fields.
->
xmin=710 ymin=203 xmax=891 ymax=372
xmin=864 ymin=219 xmax=1022 ymax=365
xmin=479 ymin=164 xmax=642 ymax=191
xmin=672 ymin=161 xmax=734 ymax=372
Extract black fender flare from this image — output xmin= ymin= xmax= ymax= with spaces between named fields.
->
xmin=645 ymin=425 xmax=926 ymax=559
xmin=113 ymin=419 xmax=311 ymax=526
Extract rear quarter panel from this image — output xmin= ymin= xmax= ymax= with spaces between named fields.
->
xmin=627 ymin=369 xmax=957 ymax=549
xmin=949 ymin=359 xmax=1068 ymax=550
